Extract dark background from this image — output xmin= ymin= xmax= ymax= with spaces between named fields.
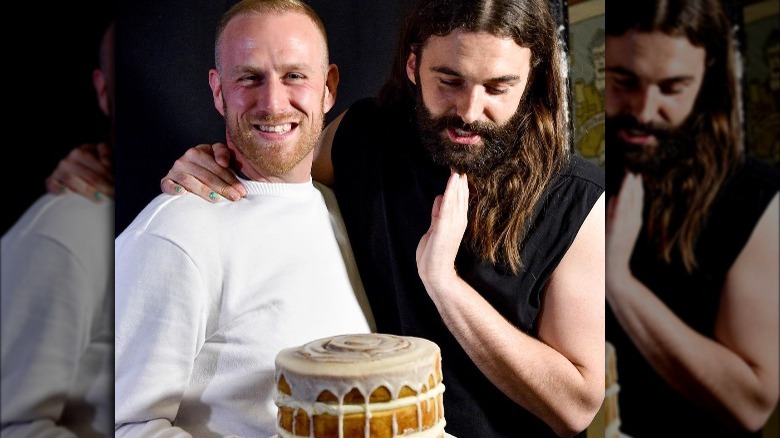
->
xmin=3 ymin=2 xmax=113 ymax=236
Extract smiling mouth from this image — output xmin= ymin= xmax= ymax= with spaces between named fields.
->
xmin=255 ymin=123 xmax=297 ymax=134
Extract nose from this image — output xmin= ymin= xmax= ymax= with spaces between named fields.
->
xmin=628 ymin=86 xmax=660 ymax=124
xmin=456 ymin=87 xmax=485 ymax=124
xmin=258 ymin=79 xmax=286 ymax=114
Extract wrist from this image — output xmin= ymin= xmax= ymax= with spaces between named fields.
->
xmin=606 ymin=268 xmax=640 ymax=300
xmin=419 ymin=267 xmax=460 ymax=296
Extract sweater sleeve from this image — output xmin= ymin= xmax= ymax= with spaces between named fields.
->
xmin=114 ymin=229 xmax=208 ymax=437
xmin=1 ymin=236 xmax=88 ymax=438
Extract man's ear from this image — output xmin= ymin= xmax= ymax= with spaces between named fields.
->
xmin=406 ymin=51 xmax=418 ymax=85
xmin=324 ymin=63 xmax=339 ymax=114
xmin=93 ymin=68 xmax=109 ymax=116
xmin=209 ymin=69 xmax=225 ymax=116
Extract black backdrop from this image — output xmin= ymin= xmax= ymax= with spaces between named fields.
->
xmin=114 ymin=0 xmax=414 ymax=235
xmin=3 ymin=2 xmax=113 ymax=236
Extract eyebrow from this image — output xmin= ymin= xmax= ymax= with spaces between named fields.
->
xmin=431 ymin=66 xmax=522 ymax=83
xmin=278 ymin=63 xmax=317 ymax=73
xmin=607 ymin=66 xmax=696 ymax=84
xmin=232 ymin=63 xmax=317 ymax=76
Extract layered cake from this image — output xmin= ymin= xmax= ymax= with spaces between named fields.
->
xmin=274 ymin=333 xmax=446 ymax=438
xmin=604 ymin=341 xmax=622 ymax=438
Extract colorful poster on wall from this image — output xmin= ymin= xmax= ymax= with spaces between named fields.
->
xmin=568 ymin=0 xmax=605 ymax=167
xmin=743 ymin=0 xmax=780 ymax=169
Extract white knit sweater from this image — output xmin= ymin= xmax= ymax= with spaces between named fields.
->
xmin=2 ymin=193 xmax=114 ymax=437
xmin=114 ymin=178 xmax=373 ymax=437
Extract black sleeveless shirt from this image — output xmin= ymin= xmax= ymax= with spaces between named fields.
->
xmin=606 ymin=156 xmax=779 ymax=437
xmin=331 ymin=97 xmax=605 ymax=438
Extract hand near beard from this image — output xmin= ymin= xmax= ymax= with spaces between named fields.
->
xmin=606 ymin=171 xmax=644 ymax=294
xmin=416 ymin=170 xmax=469 ymax=292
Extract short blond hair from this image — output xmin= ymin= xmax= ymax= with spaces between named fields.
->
xmin=214 ymin=0 xmax=329 ymax=71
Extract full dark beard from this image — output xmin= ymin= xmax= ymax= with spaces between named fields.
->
xmin=414 ymin=87 xmax=525 ymax=178
xmin=605 ymin=114 xmax=695 ymax=193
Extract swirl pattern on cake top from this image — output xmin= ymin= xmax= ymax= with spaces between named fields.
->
xmin=300 ymin=333 xmax=412 ymax=361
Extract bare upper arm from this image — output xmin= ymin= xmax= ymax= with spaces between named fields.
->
xmin=312 ymin=110 xmax=347 ymax=187
xmin=538 ymin=192 xmax=606 ymax=378
xmin=715 ymin=192 xmax=779 ymax=392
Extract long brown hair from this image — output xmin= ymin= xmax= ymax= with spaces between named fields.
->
xmin=608 ymin=0 xmax=744 ymax=272
xmin=379 ymin=0 xmax=571 ymax=273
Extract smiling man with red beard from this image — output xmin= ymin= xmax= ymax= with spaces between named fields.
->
xmin=604 ymin=1 xmax=780 ymax=437
xmin=215 ymin=3 xmax=329 ymax=182
xmin=112 ymin=1 xmax=374 ymax=436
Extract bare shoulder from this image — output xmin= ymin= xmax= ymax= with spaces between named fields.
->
xmin=566 ymin=192 xmax=606 ymax=262
xmin=729 ymin=191 xmax=779 ymax=273
xmin=540 ymin=191 xmax=605 ymax=320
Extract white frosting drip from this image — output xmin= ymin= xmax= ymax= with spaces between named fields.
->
xmin=274 ymin=382 xmax=445 ymax=414
xmin=274 ymin=334 xmax=445 ymax=438
xmin=275 ymin=334 xmax=441 ymax=403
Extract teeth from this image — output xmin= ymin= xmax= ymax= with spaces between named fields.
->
xmin=453 ymin=128 xmax=474 ymax=136
xmin=257 ymin=123 xmax=292 ymax=134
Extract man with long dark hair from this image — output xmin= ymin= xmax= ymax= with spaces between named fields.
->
xmin=605 ymin=0 xmax=779 ymax=436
